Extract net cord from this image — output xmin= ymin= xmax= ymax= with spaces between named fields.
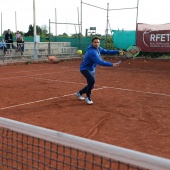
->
xmin=0 ymin=117 xmax=170 ymax=170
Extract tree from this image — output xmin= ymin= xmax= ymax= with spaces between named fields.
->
xmin=2 ymin=30 xmax=15 ymax=36
xmin=71 ymin=33 xmax=83 ymax=38
xmin=104 ymin=37 xmax=114 ymax=50
xmin=58 ymin=33 xmax=69 ymax=37
xmin=36 ymin=25 xmax=42 ymax=35
xmin=41 ymin=25 xmax=48 ymax=37
xmin=24 ymin=25 xmax=33 ymax=37
xmin=24 ymin=24 xmax=47 ymax=37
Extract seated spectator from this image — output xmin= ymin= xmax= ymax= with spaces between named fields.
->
xmin=16 ymin=31 xmax=21 ymax=40
xmin=0 ymin=38 xmax=7 ymax=55
xmin=17 ymin=36 xmax=24 ymax=55
xmin=5 ymin=29 xmax=14 ymax=49
xmin=16 ymin=31 xmax=21 ymax=49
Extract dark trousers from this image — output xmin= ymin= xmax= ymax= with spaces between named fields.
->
xmin=17 ymin=44 xmax=24 ymax=54
xmin=79 ymin=70 xmax=95 ymax=98
xmin=6 ymin=40 xmax=14 ymax=49
xmin=0 ymin=46 xmax=7 ymax=54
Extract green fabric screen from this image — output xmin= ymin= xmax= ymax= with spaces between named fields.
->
xmin=112 ymin=30 xmax=136 ymax=50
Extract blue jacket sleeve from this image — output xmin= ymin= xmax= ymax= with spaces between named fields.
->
xmin=99 ymin=47 xmax=119 ymax=55
xmin=90 ymin=50 xmax=113 ymax=67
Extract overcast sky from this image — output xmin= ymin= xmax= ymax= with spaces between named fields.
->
xmin=0 ymin=0 xmax=169 ymax=36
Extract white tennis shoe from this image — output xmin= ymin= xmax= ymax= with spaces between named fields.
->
xmin=75 ymin=92 xmax=85 ymax=100
xmin=85 ymin=97 xmax=93 ymax=105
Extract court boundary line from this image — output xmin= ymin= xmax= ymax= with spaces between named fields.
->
xmin=0 ymin=84 xmax=169 ymax=111
xmin=0 ymin=87 xmax=108 ymax=111
xmin=0 ymin=66 xmax=169 ymax=111
xmin=0 ymin=69 xmax=78 ymax=80
xmin=0 ymin=64 xmax=169 ymax=78
xmin=25 ymin=76 xmax=170 ymax=97
xmin=1 ymin=70 xmax=169 ymax=98
xmin=0 ymin=67 xmax=79 ymax=77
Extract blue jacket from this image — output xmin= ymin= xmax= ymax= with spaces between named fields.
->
xmin=80 ymin=45 xmax=119 ymax=72
xmin=0 ymin=41 xmax=7 ymax=48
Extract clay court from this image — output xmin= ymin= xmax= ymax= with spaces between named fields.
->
xmin=0 ymin=58 xmax=170 ymax=161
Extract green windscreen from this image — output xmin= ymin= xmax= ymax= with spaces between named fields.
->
xmin=112 ymin=30 xmax=136 ymax=50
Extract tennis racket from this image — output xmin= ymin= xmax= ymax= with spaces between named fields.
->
xmin=118 ymin=45 xmax=141 ymax=64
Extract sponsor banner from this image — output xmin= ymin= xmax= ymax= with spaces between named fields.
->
xmin=137 ymin=23 xmax=170 ymax=52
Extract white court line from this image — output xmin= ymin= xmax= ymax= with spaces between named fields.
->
xmin=0 ymin=68 xmax=56 ymax=75
xmin=0 ymin=93 xmax=75 ymax=111
xmin=1 ymin=73 xmax=170 ymax=97
xmin=0 ymin=87 xmax=108 ymax=111
xmin=0 ymin=69 xmax=78 ymax=80
xmin=0 ymin=67 xmax=78 ymax=77
xmin=25 ymin=76 xmax=170 ymax=97
xmin=100 ymin=67 xmax=170 ymax=73
xmin=0 ymin=86 xmax=169 ymax=111
xmin=105 ymin=87 xmax=170 ymax=97
xmin=0 ymin=68 xmax=169 ymax=111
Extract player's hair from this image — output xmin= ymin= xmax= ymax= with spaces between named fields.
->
xmin=92 ymin=36 xmax=101 ymax=42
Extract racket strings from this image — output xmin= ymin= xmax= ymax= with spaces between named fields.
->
xmin=118 ymin=45 xmax=141 ymax=64
xmin=125 ymin=46 xmax=140 ymax=58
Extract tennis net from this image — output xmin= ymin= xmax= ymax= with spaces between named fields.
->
xmin=0 ymin=117 xmax=170 ymax=170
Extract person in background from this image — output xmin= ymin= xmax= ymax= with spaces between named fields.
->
xmin=5 ymin=29 xmax=14 ymax=49
xmin=75 ymin=36 xmax=124 ymax=105
xmin=0 ymin=38 xmax=7 ymax=55
xmin=16 ymin=31 xmax=21 ymax=50
xmin=17 ymin=36 xmax=24 ymax=55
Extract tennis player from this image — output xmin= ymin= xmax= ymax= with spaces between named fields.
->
xmin=75 ymin=36 xmax=123 ymax=105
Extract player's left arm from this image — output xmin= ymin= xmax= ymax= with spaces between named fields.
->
xmin=99 ymin=47 xmax=119 ymax=55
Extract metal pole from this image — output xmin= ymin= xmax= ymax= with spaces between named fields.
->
xmin=77 ymin=7 xmax=80 ymax=34
xmin=77 ymin=7 xmax=81 ymax=49
xmin=80 ymin=0 xmax=82 ymax=50
xmin=74 ymin=25 xmax=77 ymax=35
xmin=48 ymin=19 xmax=51 ymax=56
xmin=1 ymin=13 xmax=2 ymax=36
xmin=136 ymin=0 xmax=139 ymax=31
xmin=55 ymin=8 xmax=57 ymax=36
xmin=80 ymin=0 xmax=82 ymax=35
xmin=106 ymin=3 xmax=109 ymax=40
xmin=136 ymin=0 xmax=139 ymax=45
xmin=15 ymin=11 xmax=17 ymax=32
xmin=33 ymin=0 xmax=38 ymax=60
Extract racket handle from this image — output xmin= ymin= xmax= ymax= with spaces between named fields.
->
xmin=118 ymin=60 xmax=122 ymax=65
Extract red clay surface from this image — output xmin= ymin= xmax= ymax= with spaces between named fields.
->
xmin=0 ymin=58 xmax=170 ymax=160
